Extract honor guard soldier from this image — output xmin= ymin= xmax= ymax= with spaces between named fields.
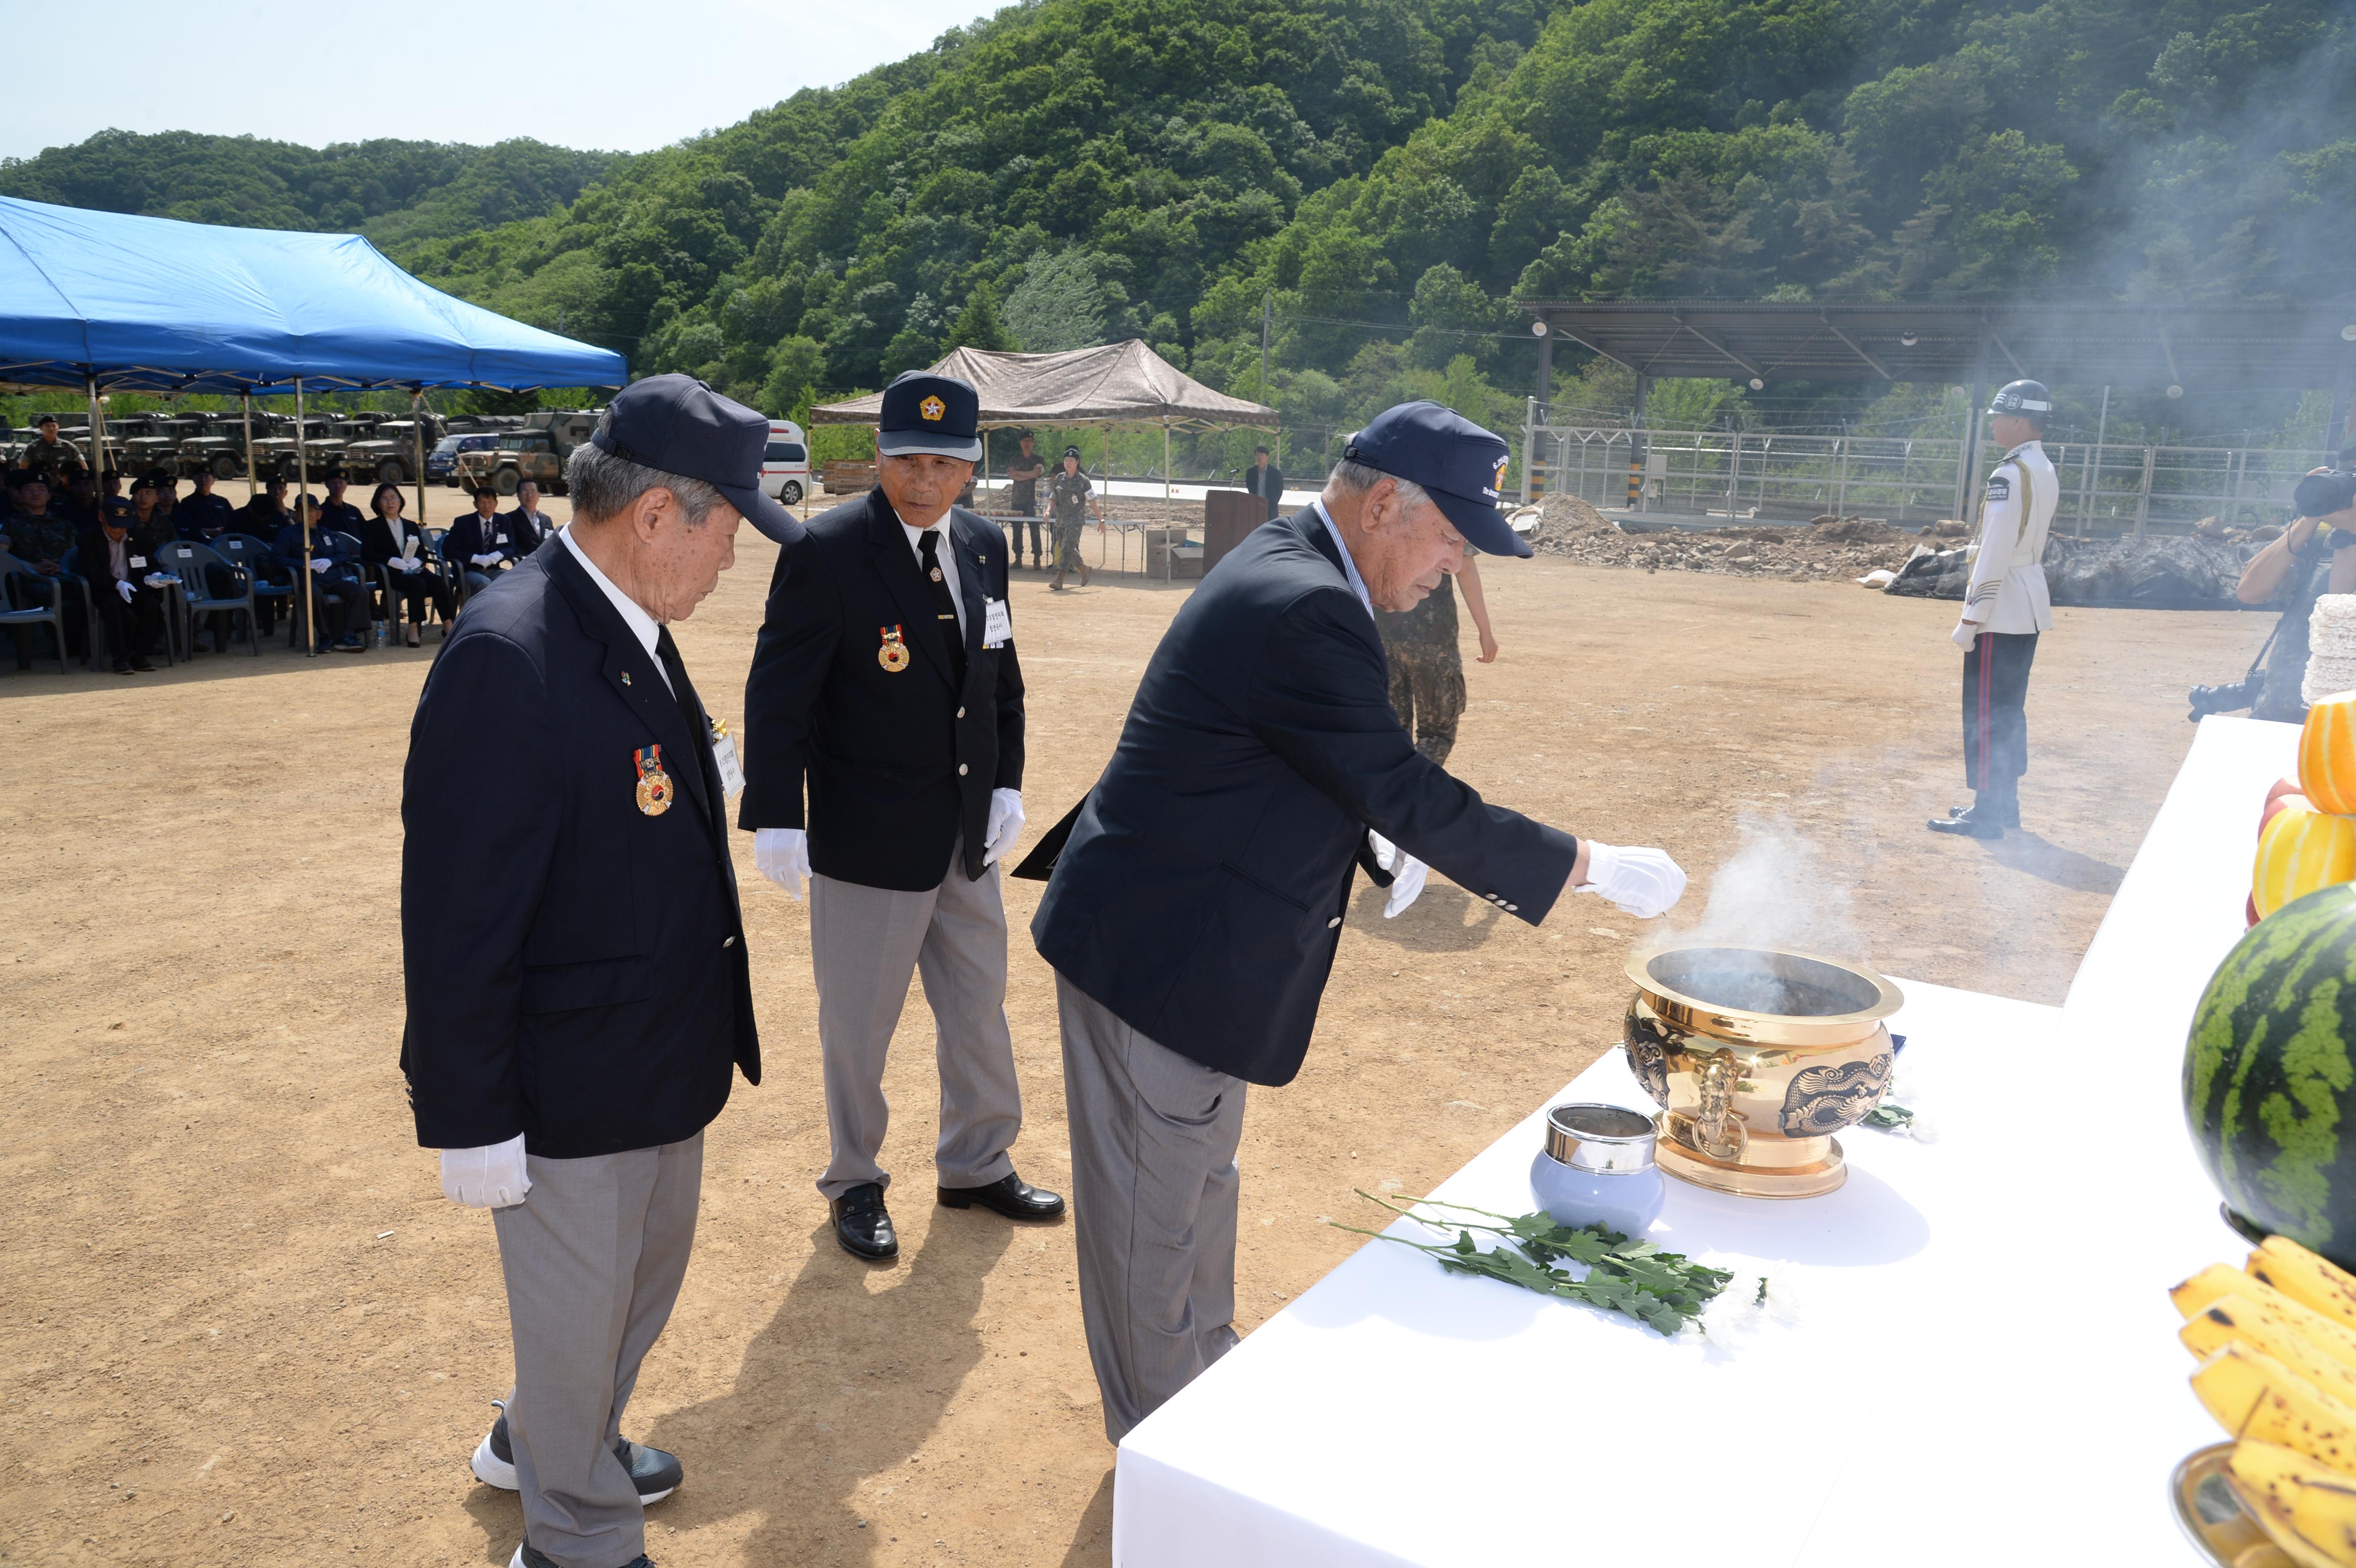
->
xmin=1029 ymin=401 xmax=1688 ymax=1441
xmin=741 ymin=370 xmax=1060 ymax=1263
xmin=403 ymin=375 xmax=792 ymax=1568
xmin=1930 ymin=379 xmax=2058 ymax=839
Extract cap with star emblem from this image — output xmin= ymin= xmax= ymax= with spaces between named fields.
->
xmin=877 ymin=371 xmax=982 ymax=461
xmin=1341 ymin=400 xmax=1529 ymax=558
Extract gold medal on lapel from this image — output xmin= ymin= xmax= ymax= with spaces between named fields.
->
xmin=633 ymin=744 xmax=674 ymax=817
xmin=878 ymin=623 xmax=911 ymax=673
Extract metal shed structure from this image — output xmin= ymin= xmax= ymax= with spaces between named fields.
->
xmin=1513 ymin=298 xmax=2356 ymax=521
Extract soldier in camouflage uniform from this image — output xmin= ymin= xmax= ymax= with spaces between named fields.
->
xmin=1373 ymin=556 xmax=1498 ymax=764
xmin=1046 ymin=446 xmax=1103 ymax=590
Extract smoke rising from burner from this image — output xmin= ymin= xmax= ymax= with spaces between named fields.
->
xmin=1656 ymin=812 xmax=1865 ymax=966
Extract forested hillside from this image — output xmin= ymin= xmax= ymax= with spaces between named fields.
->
xmin=12 ymin=0 xmax=2352 ymax=446
xmin=0 ymin=130 xmax=617 ymax=250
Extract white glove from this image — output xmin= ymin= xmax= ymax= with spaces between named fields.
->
xmin=1368 ymin=830 xmax=1428 ymax=918
xmin=1577 ymin=841 xmax=1687 ymax=919
xmin=113 ymin=578 xmax=134 ymax=602
xmin=439 ymin=1132 xmax=531 ymax=1209
xmin=399 ymin=557 xmax=421 ymax=574
xmin=471 ymin=552 xmax=500 ymax=567
xmin=1951 ymin=620 xmax=1981 ymax=651
xmin=755 ymin=827 xmax=809 ymax=900
xmin=982 ymin=788 xmax=1026 ymax=865
xmin=309 ymin=557 xmax=331 ymax=573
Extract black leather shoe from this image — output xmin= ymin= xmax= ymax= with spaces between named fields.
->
xmin=939 ymin=1170 xmax=1066 ymax=1221
xmin=830 ymin=1182 xmax=899 ymax=1261
xmin=1947 ymin=799 xmax=2021 ymax=828
xmin=516 ymin=1546 xmax=653 ymax=1568
xmin=474 ymin=1408 xmax=681 ymax=1502
xmin=1927 ymin=807 xmax=2003 ymax=838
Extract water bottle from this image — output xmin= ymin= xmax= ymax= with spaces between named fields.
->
xmin=374 ymin=619 xmax=388 ymax=648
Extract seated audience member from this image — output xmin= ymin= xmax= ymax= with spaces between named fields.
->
xmin=76 ymin=493 xmax=170 ymax=674
xmin=274 ymin=497 xmax=371 ymax=653
xmin=126 ymin=471 xmax=167 ymax=534
xmin=359 ymin=482 xmax=453 ymax=648
xmin=148 ymin=472 xmax=180 ymax=535
xmin=239 ymin=476 xmax=292 ymax=541
xmin=98 ymin=469 xmax=132 ymax=528
xmin=58 ymin=467 xmax=98 ymax=526
xmin=318 ymin=472 xmax=367 ymax=538
xmin=444 ymin=487 xmax=520 ymax=595
xmin=502 ymin=479 xmax=555 ymax=550
xmin=5 ymin=477 xmax=76 ymax=577
xmin=176 ymin=469 xmax=239 ymax=542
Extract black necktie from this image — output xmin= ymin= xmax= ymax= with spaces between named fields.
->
xmin=654 ymin=626 xmax=724 ymax=834
xmin=918 ymin=530 xmax=967 ymax=687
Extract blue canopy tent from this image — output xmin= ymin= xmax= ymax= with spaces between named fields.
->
xmin=0 ymin=196 xmax=625 ymax=651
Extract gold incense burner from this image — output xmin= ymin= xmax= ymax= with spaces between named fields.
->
xmin=1622 ymin=946 xmax=1903 ymax=1199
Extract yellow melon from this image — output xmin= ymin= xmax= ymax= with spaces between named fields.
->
xmin=2257 ymin=797 xmax=2356 ymax=918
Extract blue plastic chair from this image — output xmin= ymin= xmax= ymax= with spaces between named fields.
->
xmin=0 ymin=551 xmax=69 ymax=673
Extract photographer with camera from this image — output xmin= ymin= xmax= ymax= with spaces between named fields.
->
xmin=2211 ymin=457 xmax=2356 ymax=723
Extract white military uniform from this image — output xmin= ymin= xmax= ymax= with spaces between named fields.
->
xmin=1959 ymin=439 xmax=2058 ymax=634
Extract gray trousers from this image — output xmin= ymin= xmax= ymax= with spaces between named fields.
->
xmin=808 ymin=844 xmax=1022 ymax=1202
xmin=1055 ymin=973 xmax=1247 ymax=1443
xmin=491 ymin=1133 xmax=702 ymax=1568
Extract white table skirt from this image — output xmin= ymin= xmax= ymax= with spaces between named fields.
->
xmin=1113 ymin=715 xmax=2304 ymax=1568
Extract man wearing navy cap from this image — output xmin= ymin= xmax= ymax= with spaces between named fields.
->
xmin=741 ymin=369 xmax=1059 ymax=1264
xmin=402 ymin=374 xmax=796 ymax=1568
xmin=1029 ymin=400 xmax=1687 ymax=1442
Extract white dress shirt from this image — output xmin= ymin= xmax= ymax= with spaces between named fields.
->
xmin=899 ymin=513 xmax=965 ymax=635
xmin=559 ymin=524 xmax=669 ymax=691
xmin=1310 ymin=498 xmax=1373 ymax=616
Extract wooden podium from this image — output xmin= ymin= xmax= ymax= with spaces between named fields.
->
xmin=1203 ymin=489 xmax=1263 ymax=573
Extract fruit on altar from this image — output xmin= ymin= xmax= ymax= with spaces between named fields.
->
xmin=2254 ymin=799 xmax=2356 ymax=918
xmin=2272 ymin=790 xmax=2313 ymax=836
xmin=2225 ymin=1440 xmax=2356 ymax=1566
xmin=2194 ymin=1344 xmax=2356 ymax=1477
xmin=2175 ymin=1260 xmax=2286 ymax=1318
xmin=2186 ymin=884 xmax=2356 ymax=1266
xmin=2284 ymin=775 xmax=2318 ymax=808
xmin=2178 ymin=1279 xmax=2356 ymax=1376
xmin=2256 ymin=1238 xmax=2356 ymax=1334
xmin=2183 ymin=1297 xmax=2356 ymax=1405
xmin=2305 ymin=696 xmax=2356 ymax=816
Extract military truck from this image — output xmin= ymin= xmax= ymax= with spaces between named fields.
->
xmin=451 ymin=410 xmax=600 ymax=496
xmin=248 ymin=414 xmax=331 ymax=481
xmin=179 ymin=416 xmax=252 ymax=480
xmin=121 ymin=414 xmax=216 ymax=478
xmin=342 ymin=414 xmax=447 ymax=486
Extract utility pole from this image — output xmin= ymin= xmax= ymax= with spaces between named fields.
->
xmin=1259 ymin=289 xmax=1272 ymax=402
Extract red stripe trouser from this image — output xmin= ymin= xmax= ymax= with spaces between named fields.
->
xmin=1963 ymin=631 xmax=2039 ymax=796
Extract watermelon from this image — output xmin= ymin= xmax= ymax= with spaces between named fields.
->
xmin=2186 ymin=883 xmax=2356 ymax=1268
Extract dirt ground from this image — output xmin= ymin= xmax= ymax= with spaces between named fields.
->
xmin=0 ymin=486 xmax=2275 ymax=1567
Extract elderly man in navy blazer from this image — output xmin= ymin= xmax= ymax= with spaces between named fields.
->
xmin=1031 ymin=402 xmax=1688 ymax=1442
xmin=402 ymin=375 xmax=795 ymax=1568
xmin=740 ymin=370 xmax=1059 ymax=1263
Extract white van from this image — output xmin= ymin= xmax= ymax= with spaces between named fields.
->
xmin=759 ymin=420 xmax=811 ymax=505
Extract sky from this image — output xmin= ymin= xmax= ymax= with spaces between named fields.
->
xmin=0 ymin=0 xmax=997 ymax=161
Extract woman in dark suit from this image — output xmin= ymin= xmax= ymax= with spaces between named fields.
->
xmin=361 ymin=482 xmax=454 ymax=646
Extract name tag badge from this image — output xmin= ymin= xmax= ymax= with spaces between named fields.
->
xmin=711 ymin=729 xmax=746 ymax=797
xmin=129 ymin=555 xmax=147 ymax=568
xmin=982 ymin=596 xmax=1013 ymax=648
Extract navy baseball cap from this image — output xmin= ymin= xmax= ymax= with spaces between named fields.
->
xmin=876 ymin=371 xmax=982 ymax=461
xmin=1343 ymin=401 xmax=1529 ymax=559
xmin=589 ymin=373 xmax=795 ymax=544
